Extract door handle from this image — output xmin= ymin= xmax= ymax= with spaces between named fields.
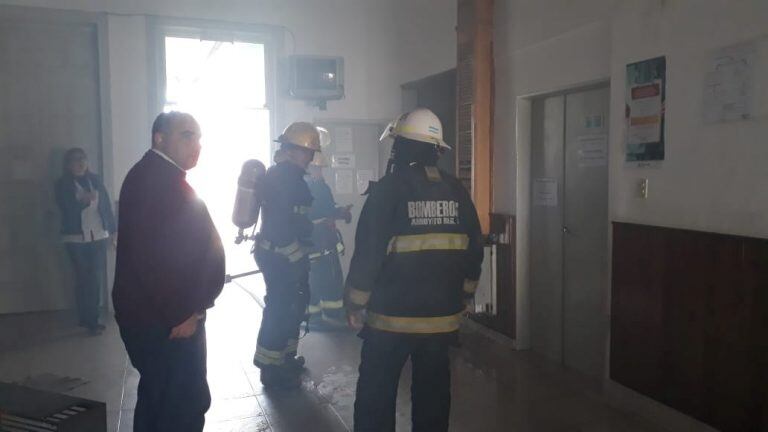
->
xmin=562 ymin=226 xmax=571 ymax=234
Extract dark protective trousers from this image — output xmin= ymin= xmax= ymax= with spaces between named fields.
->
xmin=308 ymin=250 xmax=344 ymax=320
xmin=354 ymin=328 xmax=453 ymax=432
xmin=65 ymin=239 xmax=107 ymax=328
xmin=119 ymin=324 xmax=210 ymax=432
xmin=254 ymin=249 xmax=310 ymax=366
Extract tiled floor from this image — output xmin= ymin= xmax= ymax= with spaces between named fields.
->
xmin=0 ymin=281 xmax=664 ymax=432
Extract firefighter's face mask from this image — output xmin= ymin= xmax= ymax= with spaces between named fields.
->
xmin=285 ymin=145 xmax=316 ymax=170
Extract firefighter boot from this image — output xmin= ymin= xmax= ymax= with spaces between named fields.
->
xmin=284 ymin=354 xmax=306 ymax=373
xmin=260 ymin=364 xmax=301 ymax=390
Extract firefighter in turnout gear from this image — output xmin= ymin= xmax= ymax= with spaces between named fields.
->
xmin=306 ymin=147 xmax=352 ymax=328
xmin=253 ymin=122 xmax=320 ymax=389
xmin=346 ymin=108 xmax=484 ymax=431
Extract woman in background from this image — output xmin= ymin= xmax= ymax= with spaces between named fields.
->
xmin=55 ymin=148 xmax=116 ymax=335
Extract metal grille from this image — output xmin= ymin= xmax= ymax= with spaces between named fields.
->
xmin=456 ymin=0 xmax=476 ymax=192
xmin=0 ymin=382 xmax=106 ymax=431
xmin=1 ymin=404 xmax=88 ymax=430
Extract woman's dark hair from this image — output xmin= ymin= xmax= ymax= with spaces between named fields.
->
xmin=387 ymin=137 xmax=439 ymax=173
xmin=63 ymin=147 xmax=87 ymax=174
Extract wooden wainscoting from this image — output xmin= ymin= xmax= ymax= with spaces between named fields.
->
xmin=611 ymin=222 xmax=768 ymax=431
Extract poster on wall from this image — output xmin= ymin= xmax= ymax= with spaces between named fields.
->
xmin=703 ymin=41 xmax=756 ymax=123
xmin=625 ymin=56 xmax=666 ymax=166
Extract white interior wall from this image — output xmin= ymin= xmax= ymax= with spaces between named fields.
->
xmin=496 ymin=0 xmax=768 ymax=241
xmin=494 ymin=0 xmax=613 ymax=214
xmin=106 ymin=15 xmax=150 ymax=194
xmin=0 ymin=0 xmax=457 ymax=193
xmin=496 ymin=0 xmax=767 ymax=430
xmin=609 ymin=1 xmax=768 ymax=239
xmin=392 ymin=0 xmax=457 ymax=85
xmin=0 ymin=0 xmax=412 ymax=194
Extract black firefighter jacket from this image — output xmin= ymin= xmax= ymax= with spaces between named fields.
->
xmin=345 ymin=164 xmax=484 ymax=334
xmin=256 ymin=161 xmax=314 ymax=262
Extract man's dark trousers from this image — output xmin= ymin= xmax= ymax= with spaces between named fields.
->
xmin=354 ymin=329 xmax=453 ymax=432
xmin=120 ymin=324 xmax=210 ymax=432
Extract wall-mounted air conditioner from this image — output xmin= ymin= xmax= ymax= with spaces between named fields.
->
xmin=288 ymin=55 xmax=344 ymax=110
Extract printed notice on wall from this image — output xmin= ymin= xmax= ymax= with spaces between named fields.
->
xmin=533 ymin=178 xmax=558 ymax=207
xmin=356 ymin=169 xmax=375 ymax=193
xmin=332 ymin=154 xmax=356 ymax=169
xmin=703 ymin=41 xmax=756 ymax=123
xmin=334 ymin=127 xmax=354 ymax=153
xmin=627 ymin=79 xmax=662 ymax=146
xmin=335 ymin=169 xmax=354 ymax=195
xmin=577 ymin=135 xmax=608 ymax=168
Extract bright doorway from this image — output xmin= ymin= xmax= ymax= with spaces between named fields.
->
xmin=162 ymin=35 xmax=272 ymax=277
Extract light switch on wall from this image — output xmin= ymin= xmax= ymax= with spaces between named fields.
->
xmin=639 ymin=178 xmax=649 ymax=199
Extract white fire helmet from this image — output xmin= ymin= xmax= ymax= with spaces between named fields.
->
xmin=316 ymin=126 xmax=331 ymax=150
xmin=379 ymin=108 xmax=450 ymax=149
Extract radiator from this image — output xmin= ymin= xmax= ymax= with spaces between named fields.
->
xmin=474 ymin=245 xmax=497 ymax=315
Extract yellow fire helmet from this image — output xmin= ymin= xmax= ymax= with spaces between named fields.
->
xmin=275 ymin=122 xmax=321 ymax=152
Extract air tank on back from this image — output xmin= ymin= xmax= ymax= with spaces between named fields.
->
xmin=232 ymin=159 xmax=266 ymax=243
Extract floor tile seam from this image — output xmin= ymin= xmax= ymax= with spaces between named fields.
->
xmin=116 ymin=355 xmax=130 ymax=431
xmin=326 ymin=402 xmax=352 ymax=432
xmin=228 ymin=286 xmax=274 ymax=431
xmin=209 ymin=412 xmax=268 ymax=422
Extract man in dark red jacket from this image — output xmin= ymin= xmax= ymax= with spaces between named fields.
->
xmin=113 ymin=111 xmax=225 ymax=432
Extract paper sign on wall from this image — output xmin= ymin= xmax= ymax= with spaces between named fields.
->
xmin=334 ymin=127 xmax=354 ymax=153
xmin=533 ymin=178 xmax=558 ymax=207
xmin=332 ymin=154 xmax=356 ymax=169
xmin=577 ymin=135 xmax=608 ymax=168
xmin=335 ymin=170 xmax=354 ymax=195
xmin=703 ymin=41 xmax=756 ymax=123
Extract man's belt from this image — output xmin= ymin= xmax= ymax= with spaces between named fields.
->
xmin=308 ymin=241 xmax=345 ymax=260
